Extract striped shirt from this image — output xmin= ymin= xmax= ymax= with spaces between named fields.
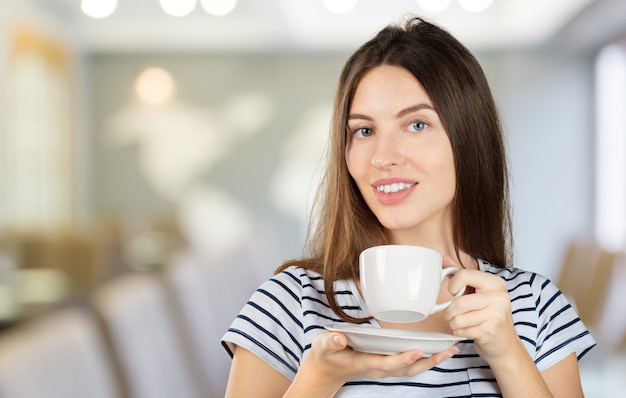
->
xmin=222 ymin=259 xmax=596 ymax=397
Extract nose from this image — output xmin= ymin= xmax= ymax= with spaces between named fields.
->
xmin=370 ymin=132 xmax=404 ymax=169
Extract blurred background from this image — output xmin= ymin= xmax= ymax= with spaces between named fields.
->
xmin=0 ymin=0 xmax=625 ymax=397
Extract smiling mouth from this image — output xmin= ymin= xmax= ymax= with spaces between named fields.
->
xmin=375 ymin=182 xmax=416 ymax=193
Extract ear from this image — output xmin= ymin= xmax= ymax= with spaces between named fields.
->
xmin=345 ymin=145 xmax=353 ymax=176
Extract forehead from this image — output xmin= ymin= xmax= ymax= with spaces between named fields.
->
xmin=350 ymin=65 xmax=433 ymax=112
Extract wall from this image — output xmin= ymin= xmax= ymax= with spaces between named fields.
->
xmin=0 ymin=1 xmax=604 ymax=285
xmin=88 ymin=53 xmax=348 ymax=271
xmin=87 ymin=48 xmax=596 ymax=281
xmin=482 ymin=50 xmax=596 ymax=279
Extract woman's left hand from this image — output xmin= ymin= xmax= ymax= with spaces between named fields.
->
xmin=443 ymin=256 xmax=520 ymax=364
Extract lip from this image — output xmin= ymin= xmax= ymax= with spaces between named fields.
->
xmin=371 ymin=178 xmax=417 ymax=205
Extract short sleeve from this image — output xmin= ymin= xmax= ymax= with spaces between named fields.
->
xmin=221 ymin=268 xmax=306 ymax=380
xmin=531 ymin=274 xmax=596 ymax=371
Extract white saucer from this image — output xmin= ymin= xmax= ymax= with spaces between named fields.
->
xmin=325 ymin=324 xmax=465 ymax=356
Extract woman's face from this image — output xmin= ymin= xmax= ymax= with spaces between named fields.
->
xmin=346 ymin=65 xmax=456 ymax=245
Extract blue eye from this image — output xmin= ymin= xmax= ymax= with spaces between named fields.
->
xmin=354 ymin=127 xmax=373 ymax=137
xmin=409 ymin=121 xmax=427 ymax=131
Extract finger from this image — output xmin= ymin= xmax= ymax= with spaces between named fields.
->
xmin=432 ymin=345 xmax=460 ymax=362
xmin=448 ymin=305 xmax=512 ymax=341
xmin=393 ymin=349 xmax=426 ymax=368
xmin=315 ymin=331 xmax=348 ymax=354
xmin=361 ymin=349 xmax=424 ymax=373
xmin=446 ymin=289 xmax=511 ymax=323
xmin=360 ymin=349 xmax=428 ymax=379
xmin=447 ymin=305 xmax=493 ymax=332
xmin=445 ymin=290 xmax=496 ymax=319
xmin=448 ymin=269 xmax=506 ymax=295
xmin=351 ymin=349 xmax=421 ymax=380
xmin=331 ymin=332 xmax=348 ymax=351
xmin=360 ymin=345 xmax=459 ymax=380
xmin=426 ymin=345 xmax=459 ymax=364
xmin=451 ymin=319 xmax=502 ymax=342
xmin=440 ymin=256 xmax=469 ymax=297
xmin=405 ymin=345 xmax=459 ymax=374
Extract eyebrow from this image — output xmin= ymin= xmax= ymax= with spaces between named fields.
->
xmin=348 ymin=103 xmax=436 ymax=121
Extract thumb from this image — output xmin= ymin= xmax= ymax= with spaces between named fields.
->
xmin=313 ymin=330 xmax=347 ymax=354
xmin=326 ymin=332 xmax=348 ymax=353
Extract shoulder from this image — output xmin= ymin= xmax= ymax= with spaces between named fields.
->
xmin=222 ymin=265 xmax=359 ymax=381
xmin=478 ymin=259 xmax=596 ymax=368
xmin=249 ymin=266 xmax=332 ymax=317
xmin=478 ymin=259 xmax=552 ymax=297
xmin=478 ymin=259 xmax=562 ymax=330
xmin=269 ymin=266 xmax=360 ymax=315
xmin=266 ymin=266 xmax=325 ymax=297
xmin=273 ymin=265 xmax=324 ymax=285
xmin=478 ymin=259 xmax=569 ymax=319
xmin=222 ymin=266 xmax=326 ymax=380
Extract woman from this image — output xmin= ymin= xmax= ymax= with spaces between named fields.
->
xmin=222 ymin=16 xmax=595 ymax=397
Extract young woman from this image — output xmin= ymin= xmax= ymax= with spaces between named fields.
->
xmin=222 ymin=16 xmax=595 ymax=397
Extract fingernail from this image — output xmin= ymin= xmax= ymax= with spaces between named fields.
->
xmin=441 ymin=348 xmax=458 ymax=361
xmin=333 ymin=334 xmax=341 ymax=345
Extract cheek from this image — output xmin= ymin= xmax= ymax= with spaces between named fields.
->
xmin=423 ymin=146 xmax=456 ymax=197
xmin=441 ymin=154 xmax=457 ymax=198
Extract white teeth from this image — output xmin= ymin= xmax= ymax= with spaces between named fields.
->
xmin=376 ymin=182 xmax=414 ymax=193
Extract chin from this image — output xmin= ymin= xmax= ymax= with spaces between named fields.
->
xmin=377 ymin=218 xmax=419 ymax=232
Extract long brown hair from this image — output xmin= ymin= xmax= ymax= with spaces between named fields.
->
xmin=278 ymin=16 xmax=512 ymax=322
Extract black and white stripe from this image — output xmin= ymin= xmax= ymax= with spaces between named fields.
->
xmin=222 ymin=260 xmax=595 ymax=397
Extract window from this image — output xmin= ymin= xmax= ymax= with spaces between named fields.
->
xmin=595 ymin=42 xmax=626 ymax=251
xmin=1 ymin=25 xmax=74 ymax=234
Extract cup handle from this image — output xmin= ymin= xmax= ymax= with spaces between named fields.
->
xmin=431 ymin=266 xmax=464 ymax=314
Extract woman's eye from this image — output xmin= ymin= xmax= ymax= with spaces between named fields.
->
xmin=408 ymin=121 xmax=427 ymax=131
xmin=353 ymin=127 xmax=373 ymax=137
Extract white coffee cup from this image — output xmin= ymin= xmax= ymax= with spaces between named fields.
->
xmin=359 ymin=245 xmax=464 ymax=323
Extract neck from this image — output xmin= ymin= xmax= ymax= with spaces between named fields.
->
xmin=385 ymin=231 xmax=477 ymax=270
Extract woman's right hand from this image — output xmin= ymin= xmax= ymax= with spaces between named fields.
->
xmin=285 ymin=330 xmax=459 ymax=397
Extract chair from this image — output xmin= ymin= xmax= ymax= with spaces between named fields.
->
xmin=556 ymin=239 xmax=605 ymax=322
xmin=92 ymin=272 xmax=203 ymax=398
xmin=0 ymin=306 xmax=120 ymax=398
xmin=162 ymin=248 xmax=271 ymax=397
xmin=591 ymin=250 xmax=626 ymax=355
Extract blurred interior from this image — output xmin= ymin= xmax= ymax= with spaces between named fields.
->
xmin=0 ymin=0 xmax=625 ymax=397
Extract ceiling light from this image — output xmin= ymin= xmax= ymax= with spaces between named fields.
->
xmin=200 ymin=0 xmax=238 ymax=16
xmin=416 ymin=0 xmax=452 ymax=13
xmin=81 ymin=0 xmax=117 ymax=19
xmin=135 ymin=67 xmax=175 ymax=105
xmin=458 ymin=0 xmax=494 ymax=13
xmin=159 ymin=0 xmax=197 ymax=17
xmin=322 ymin=0 xmax=358 ymax=14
